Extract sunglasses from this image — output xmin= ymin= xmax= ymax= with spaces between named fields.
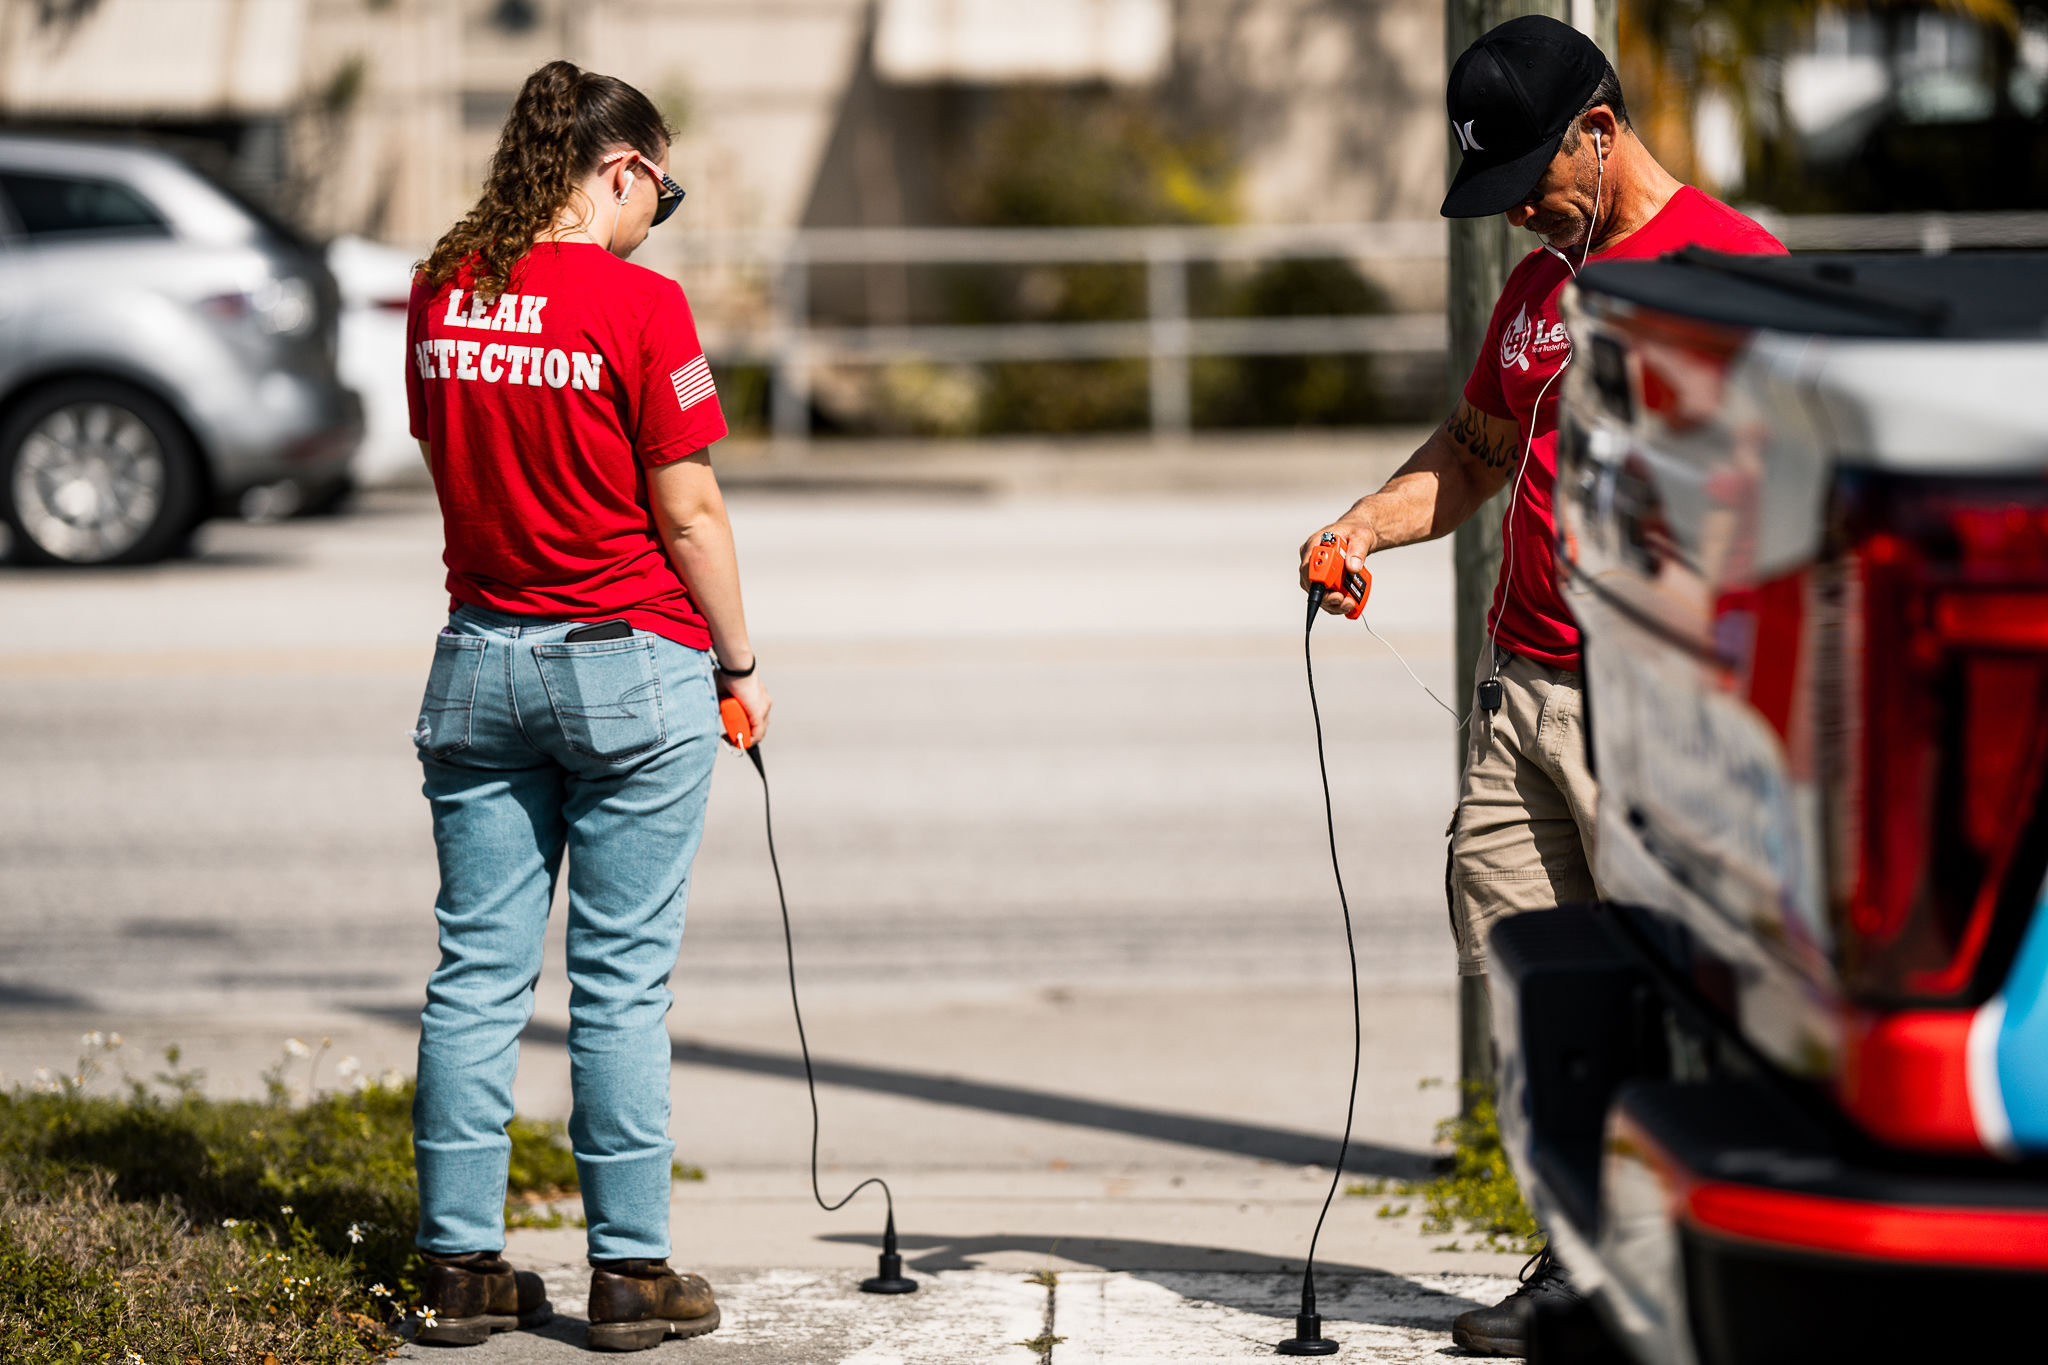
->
xmin=603 ymin=149 xmax=686 ymax=226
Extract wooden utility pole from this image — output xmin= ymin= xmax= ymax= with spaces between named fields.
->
xmin=1447 ymin=0 xmax=1618 ymax=1107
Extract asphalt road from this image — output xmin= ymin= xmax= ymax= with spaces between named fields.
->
xmin=0 ymin=469 xmax=1466 ymax=1026
xmin=0 ymin=455 xmax=1524 ymax=1359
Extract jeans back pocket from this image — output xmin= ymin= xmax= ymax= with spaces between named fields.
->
xmin=533 ymin=637 xmax=667 ymax=760
xmin=417 ymin=633 xmax=487 ymax=757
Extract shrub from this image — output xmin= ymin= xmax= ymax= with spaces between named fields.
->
xmin=1193 ymin=258 xmax=1399 ymax=429
xmin=938 ymin=87 xmax=1235 ymax=436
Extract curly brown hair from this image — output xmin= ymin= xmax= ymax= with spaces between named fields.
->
xmin=422 ymin=60 xmax=673 ymax=302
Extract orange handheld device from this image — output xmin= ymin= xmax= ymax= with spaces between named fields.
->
xmin=1305 ymin=531 xmax=1371 ymax=620
xmin=720 ymin=696 xmax=755 ymax=750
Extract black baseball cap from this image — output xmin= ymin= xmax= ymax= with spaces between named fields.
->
xmin=1442 ymin=15 xmax=1612 ymax=219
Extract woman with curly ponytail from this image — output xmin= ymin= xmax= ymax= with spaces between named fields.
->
xmin=403 ymin=60 xmax=759 ymax=1351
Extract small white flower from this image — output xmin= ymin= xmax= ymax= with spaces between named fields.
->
xmin=336 ymin=1055 xmax=361 ymax=1079
xmin=370 ymin=1283 xmax=389 ymax=1296
xmin=124 ymin=1353 xmax=145 ymax=1365
xmin=221 ymin=1218 xmax=239 ymax=1228
xmin=347 ymin=1223 xmax=364 ymax=1244
xmin=378 ymin=1067 xmax=405 ymax=1090
xmin=33 ymin=1066 xmax=52 ymax=1084
xmin=284 ymin=1037 xmax=312 ymax=1059
xmin=81 ymin=1030 xmax=105 ymax=1049
xmin=279 ymin=1205 xmax=294 ymax=1215
xmin=419 ymin=1310 xmax=438 ymax=1328
xmin=106 ymin=1032 xmax=122 ymax=1048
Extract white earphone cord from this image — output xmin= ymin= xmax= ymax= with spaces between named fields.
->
xmin=1477 ymin=131 xmax=1601 ymax=687
xmin=1364 ymin=130 xmax=1601 ymax=730
xmin=605 ymin=168 xmax=636 ymax=252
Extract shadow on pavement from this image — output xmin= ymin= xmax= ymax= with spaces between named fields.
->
xmin=0 ymin=980 xmax=94 ymax=1011
xmin=352 ymin=1010 xmax=1441 ymax=1177
xmin=821 ymin=1230 xmax=1495 ymax=1325
xmin=517 ymin=1314 xmax=592 ymax=1346
xmin=660 ymin=1035 xmax=1437 ymax=1179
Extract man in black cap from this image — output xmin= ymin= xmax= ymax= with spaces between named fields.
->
xmin=1298 ymin=14 xmax=1783 ymax=1358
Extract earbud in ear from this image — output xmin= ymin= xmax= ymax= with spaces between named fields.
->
xmin=1594 ymin=130 xmax=1603 ymax=156
xmin=618 ymin=168 xmax=636 ymax=204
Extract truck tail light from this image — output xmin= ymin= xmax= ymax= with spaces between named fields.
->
xmin=1825 ymin=474 xmax=2048 ymax=1005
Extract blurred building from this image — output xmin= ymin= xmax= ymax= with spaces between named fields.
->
xmin=0 ymin=0 xmax=1448 ymax=257
xmin=0 ymin=0 xmax=1454 ymax=440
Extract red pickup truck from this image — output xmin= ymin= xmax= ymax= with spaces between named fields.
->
xmin=1488 ymin=250 xmax=2048 ymax=1364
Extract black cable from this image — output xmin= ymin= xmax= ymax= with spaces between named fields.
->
xmin=1297 ymin=593 xmax=1364 ymax=1323
xmin=744 ymin=745 xmax=897 ymax=1227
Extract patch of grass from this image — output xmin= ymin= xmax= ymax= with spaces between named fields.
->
xmin=1345 ymin=1083 xmax=1541 ymax=1255
xmin=1 ymin=1036 xmax=705 ymax=1360
xmin=0 ymin=1171 xmax=386 ymax=1364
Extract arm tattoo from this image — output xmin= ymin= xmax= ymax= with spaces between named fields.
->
xmin=1447 ymin=404 xmax=1518 ymax=473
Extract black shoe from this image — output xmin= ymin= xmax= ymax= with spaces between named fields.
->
xmin=1451 ymin=1248 xmax=1581 ymax=1357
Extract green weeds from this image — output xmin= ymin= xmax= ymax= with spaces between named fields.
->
xmin=1346 ymin=1082 xmax=1542 ymax=1255
xmin=0 ymin=1171 xmax=388 ymax=1364
xmin=1 ymin=1033 xmax=701 ymax=1360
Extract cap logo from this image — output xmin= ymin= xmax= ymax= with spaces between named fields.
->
xmin=1454 ymin=119 xmax=1484 ymax=152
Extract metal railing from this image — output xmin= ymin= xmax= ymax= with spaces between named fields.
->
xmin=677 ymin=224 xmax=1446 ymax=442
xmin=1759 ymin=209 xmax=2048 ymax=253
xmin=674 ymin=213 xmax=2048 ymax=443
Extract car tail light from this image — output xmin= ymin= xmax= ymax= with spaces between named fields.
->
xmin=1824 ymin=473 xmax=2048 ymax=1004
xmin=1837 ymin=1009 xmax=1982 ymax=1151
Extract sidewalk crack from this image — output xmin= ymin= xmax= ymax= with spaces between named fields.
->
xmin=1018 ymin=1268 xmax=1064 ymax=1362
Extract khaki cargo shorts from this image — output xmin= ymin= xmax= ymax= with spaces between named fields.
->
xmin=1449 ymin=648 xmax=1599 ymax=977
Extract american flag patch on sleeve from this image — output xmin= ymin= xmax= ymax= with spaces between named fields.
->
xmin=670 ymin=356 xmax=717 ymax=414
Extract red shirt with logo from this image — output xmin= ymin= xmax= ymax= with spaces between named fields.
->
xmin=405 ymin=241 xmax=729 ymax=650
xmin=1464 ymin=186 xmax=1784 ymax=670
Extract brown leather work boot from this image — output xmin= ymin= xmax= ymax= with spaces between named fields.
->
xmin=417 ymin=1250 xmax=553 ymax=1345
xmin=585 ymin=1258 xmax=721 ymax=1352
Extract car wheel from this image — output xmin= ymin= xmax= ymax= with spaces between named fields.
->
xmin=1 ymin=381 xmax=201 ymax=566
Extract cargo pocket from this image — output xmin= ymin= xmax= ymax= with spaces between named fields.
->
xmin=533 ymin=637 xmax=666 ymax=760
xmin=417 ymin=633 xmax=486 ymax=757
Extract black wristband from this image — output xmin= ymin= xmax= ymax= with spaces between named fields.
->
xmin=715 ymin=656 xmax=757 ymax=678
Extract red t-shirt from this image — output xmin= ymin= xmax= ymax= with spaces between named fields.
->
xmin=1463 ymin=186 xmax=1785 ymax=670
xmin=405 ymin=242 xmax=729 ymax=650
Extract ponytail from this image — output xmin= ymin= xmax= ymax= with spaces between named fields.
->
xmin=422 ymin=61 xmax=672 ymax=301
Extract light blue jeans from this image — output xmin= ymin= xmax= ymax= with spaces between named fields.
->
xmin=410 ymin=604 xmax=718 ymax=1261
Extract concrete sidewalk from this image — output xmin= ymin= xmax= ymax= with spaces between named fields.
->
xmin=390 ymin=1263 xmax=1516 ymax=1362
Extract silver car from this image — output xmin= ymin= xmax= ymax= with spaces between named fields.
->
xmin=0 ymin=135 xmax=361 ymax=565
